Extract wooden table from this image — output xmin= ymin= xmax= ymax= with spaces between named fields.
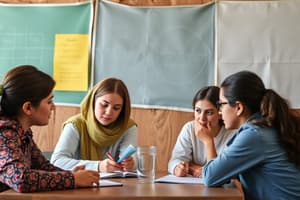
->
xmin=0 ymin=173 xmax=244 ymax=200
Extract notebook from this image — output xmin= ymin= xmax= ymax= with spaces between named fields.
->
xmin=93 ymin=179 xmax=123 ymax=187
xmin=100 ymin=171 xmax=138 ymax=179
xmin=95 ymin=180 xmax=123 ymax=187
xmin=154 ymin=174 xmax=204 ymax=184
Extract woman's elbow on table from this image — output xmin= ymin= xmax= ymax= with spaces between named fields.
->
xmin=202 ymin=165 xmax=225 ymax=187
xmin=203 ymin=176 xmax=222 ymax=187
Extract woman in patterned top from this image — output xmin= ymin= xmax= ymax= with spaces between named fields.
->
xmin=0 ymin=65 xmax=99 ymax=193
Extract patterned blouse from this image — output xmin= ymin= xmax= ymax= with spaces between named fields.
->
xmin=0 ymin=116 xmax=75 ymax=192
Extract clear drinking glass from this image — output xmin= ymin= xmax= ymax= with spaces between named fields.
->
xmin=137 ymin=146 xmax=156 ymax=184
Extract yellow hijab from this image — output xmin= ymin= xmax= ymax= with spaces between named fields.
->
xmin=64 ymin=82 xmax=136 ymax=160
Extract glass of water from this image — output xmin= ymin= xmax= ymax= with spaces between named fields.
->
xmin=137 ymin=146 xmax=156 ymax=184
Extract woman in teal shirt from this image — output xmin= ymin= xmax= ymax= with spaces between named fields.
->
xmin=202 ymin=71 xmax=300 ymax=200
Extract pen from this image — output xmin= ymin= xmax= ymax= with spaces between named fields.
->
xmin=106 ymin=151 xmax=115 ymax=161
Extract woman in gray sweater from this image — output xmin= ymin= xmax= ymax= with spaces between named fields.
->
xmin=168 ymin=86 xmax=235 ymax=177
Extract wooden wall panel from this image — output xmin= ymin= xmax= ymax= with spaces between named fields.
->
xmin=131 ymin=108 xmax=193 ymax=171
xmin=32 ymin=105 xmax=80 ymax=152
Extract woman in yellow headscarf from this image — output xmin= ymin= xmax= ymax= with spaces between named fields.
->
xmin=51 ymin=78 xmax=137 ymax=172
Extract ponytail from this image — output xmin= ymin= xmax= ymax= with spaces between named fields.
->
xmin=258 ymin=89 xmax=300 ymax=168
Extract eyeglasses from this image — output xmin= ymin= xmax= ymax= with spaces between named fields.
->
xmin=216 ymin=101 xmax=230 ymax=109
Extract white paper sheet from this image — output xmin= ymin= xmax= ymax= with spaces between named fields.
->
xmin=155 ymin=174 xmax=204 ymax=184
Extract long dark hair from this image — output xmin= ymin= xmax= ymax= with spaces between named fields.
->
xmin=0 ymin=65 xmax=55 ymax=117
xmin=221 ymin=70 xmax=300 ymax=168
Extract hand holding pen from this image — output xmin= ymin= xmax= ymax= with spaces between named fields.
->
xmin=115 ymin=144 xmax=136 ymax=171
xmin=99 ymin=145 xmax=137 ymax=172
xmin=106 ymin=151 xmax=115 ymax=162
xmin=105 ymin=149 xmax=135 ymax=171
xmin=98 ymin=152 xmax=122 ymax=172
xmin=106 ymin=151 xmax=134 ymax=171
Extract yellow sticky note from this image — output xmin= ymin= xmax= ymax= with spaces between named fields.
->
xmin=53 ymin=34 xmax=89 ymax=91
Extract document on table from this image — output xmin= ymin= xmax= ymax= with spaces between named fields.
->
xmin=98 ymin=180 xmax=123 ymax=187
xmin=100 ymin=171 xmax=138 ymax=179
xmin=155 ymin=174 xmax=204 ymax=184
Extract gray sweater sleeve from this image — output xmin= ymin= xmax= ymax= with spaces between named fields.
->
xmin=51 ymin=123 xmax=138 ymax=171
xmin=50 ymin=123 xmax=99 ymax=171
xmin=168 ymin=121 xmax=194 ymax=174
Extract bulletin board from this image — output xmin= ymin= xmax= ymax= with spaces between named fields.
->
xmin=0 ymin=1 xmax=92 ymax=104
xmin=93 ymin=0 xmax=215 ymax=111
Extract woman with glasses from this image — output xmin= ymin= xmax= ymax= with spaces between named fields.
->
xmin=168 ymin=86 xmax=235 ymax=177
xmin=202 ymin=71 xmax=300 ymax=200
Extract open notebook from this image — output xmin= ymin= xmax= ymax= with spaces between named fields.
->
xmin=100 ymin=171 xmax=138 ymax=179
xmin=155 ymin=174 xmax=204 ymax=184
